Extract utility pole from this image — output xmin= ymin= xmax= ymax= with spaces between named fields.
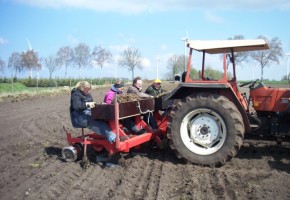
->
xmin=181 ymin=38 xmax=187 ymax=72
xmin=156 ymin=57 xmax=160 ymax=79
xmin=286 ymin=52 xmax=290 ymax=81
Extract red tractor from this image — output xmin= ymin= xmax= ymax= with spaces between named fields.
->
xmin=62 ymin=39 xmax=290 ymax=167
xmin=165 ymin=39 xmax=290 ymax=166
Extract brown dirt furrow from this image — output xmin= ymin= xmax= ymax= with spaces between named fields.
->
xmin=173 ymin=166 xmax=218 ymax=200
xmin=107 ymin=155 xmax=156 ymax=200
xmin=36 ymin=164 xmax=98 ymax=200
xmin=154 ymin=162 xmax=190 ymax=200
xmin=132 ymin=156 xmax=164 ymax=200
xmin=208 ymin=169 xmax=235 ymax=200
xmin=81 ymin=164 xmax=129 ymax=200
xmin=143 ymin=158 xmax=164 ymax=200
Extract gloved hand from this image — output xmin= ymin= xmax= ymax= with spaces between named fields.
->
xmin=86 ymin=102 xmax=96 ymax=108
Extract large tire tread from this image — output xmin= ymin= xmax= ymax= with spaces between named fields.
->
xmin=167 ymin=92 xmax=244 ymax=166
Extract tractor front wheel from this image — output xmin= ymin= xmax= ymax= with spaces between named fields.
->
xmin=167 ymin=93 xmax=244 ymax=166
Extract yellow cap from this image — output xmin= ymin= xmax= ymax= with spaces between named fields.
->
xmin=154 ymin=79 xmax=161 ymax=83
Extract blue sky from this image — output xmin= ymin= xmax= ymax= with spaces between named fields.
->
xmin=0 ymin=0 xmax=290 ymax=81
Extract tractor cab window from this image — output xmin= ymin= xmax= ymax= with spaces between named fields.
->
xmin=202 ymin=53 xmax=224 ymax=81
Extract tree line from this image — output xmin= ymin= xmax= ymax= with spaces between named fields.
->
xmin=0 ymin=35 xmax=285 ymax=82
xmin=1 ymin=44 xmax=144 ymax=81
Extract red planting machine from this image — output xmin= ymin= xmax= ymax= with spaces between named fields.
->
xmin=63 ymin=39 xmax=290 ymax=167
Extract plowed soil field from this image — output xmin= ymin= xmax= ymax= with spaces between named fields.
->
xmin=0 ymin=82 xmax=290 ymax=200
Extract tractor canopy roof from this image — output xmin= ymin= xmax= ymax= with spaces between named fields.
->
xmin=187 ymin=39 xmax=269 ymax=54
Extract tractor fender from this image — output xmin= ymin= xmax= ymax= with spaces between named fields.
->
xmin=165 ymin=83 xmax=251 ymax=133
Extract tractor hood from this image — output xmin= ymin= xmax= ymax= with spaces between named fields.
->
xmin=187 ymin=39 xmax=269 ymax=54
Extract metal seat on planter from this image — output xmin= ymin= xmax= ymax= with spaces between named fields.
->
xmin=62 ymin=107 xmax=86 ymax=163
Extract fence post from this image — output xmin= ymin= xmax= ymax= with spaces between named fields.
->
xmin=11 ymin=76 xmax=14 ymax=93
xmin=55 ymin=78 xmax=58 ymax=89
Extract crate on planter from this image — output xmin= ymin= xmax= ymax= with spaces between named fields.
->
xmin=91 ymin=98 xmax=155 ymax=120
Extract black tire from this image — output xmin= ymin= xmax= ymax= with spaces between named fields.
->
xmin=73 ymin=143 xmax=83 ymax=161
xmin=167 ymin=93 xmax=244 ymax=166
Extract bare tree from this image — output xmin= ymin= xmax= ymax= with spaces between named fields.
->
xmin=21 ymin=50 xmax=41 ymax=78
xmin=250 ymin=35 xmax=283 ymax=81
xmin=8 ymin=52 xmax=23 ymax=78
xmin=43 ymin=55 xmax=60 ymax=79
xmin=0 ymin=58 xmax=5 ymax=75
xmin=167 ymin=55 xmax=182 ymax=79
xmin=91 ymin=45 xmax=113 ymax=69
xmin=56 ymin=46 xmax=73 ymax=77
xmin=118 ymin=46 xmax=143 ymax=80
xmin=228 ymin=35 xmax=249 ymax=66
xmin=166 ymin=55 xmax=189 ymax=80
xmin=72 ymin=43 xmax=90 ymax=78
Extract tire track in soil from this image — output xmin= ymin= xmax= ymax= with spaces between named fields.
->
xmin=0 ymin=144 xmax=43 ymax=194
xmin=133 ymin=155 xmax=164 ymax=200
xmin=77 ymin=164 xmax=128 ymax=200
xmin=59 ymin=165 xmax=112 ymax=200
xmin=160 ymin=164 xmax=226 ymax=200
xmin=184 ymin=167 xmax=216 ymax=200
xmin=0 ymin=116 xmax=63 ymax=167
xmin=33 ymin=164 xmax=98 ymax=200
xmin=221 ymin=169 xmax=287 ymax=200
xmin=105 ymin=155 xmax=159 ymax=200
xmin=129 ymin=157 xmax=161 ymax=200
xmin=1 ymin=159 xmax=93 ymax=200
xmin=208 ymin=170 xmax=236 ymax=200
xmin=0 ymin=141 xmax=53 ymax=197
xmin=0 ymin=106 xmax=70 ymax=199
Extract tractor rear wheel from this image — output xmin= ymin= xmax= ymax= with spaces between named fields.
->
xmin=167 ymin=93 xmax=244 ymax=166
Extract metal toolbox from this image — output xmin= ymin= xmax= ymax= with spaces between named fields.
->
xmin=154 ymin=97 xmax=174 ymax=110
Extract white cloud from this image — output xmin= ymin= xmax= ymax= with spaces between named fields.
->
xmin=109 ymin=44 xmax=129 ymax=53
xmin=10 ymin=0 xmax=290 ymax=14
xmin=160 ymin=44 xmax=167 ymax=51
xmin=204 ymin=12 xmax=223 ymax=24
xmin=0 ymin=37 xmax=8 ymax=45
xmin=117 ymin=33 xmax=136 ymax=44
xmin=67 ymin=35 xmax=79 ymax=45
xmin=141 ymin=58 xmax=151 ymax=68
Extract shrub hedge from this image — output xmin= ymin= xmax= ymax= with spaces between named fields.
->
xmin=0 ymin=78 xmax=129 ymax=88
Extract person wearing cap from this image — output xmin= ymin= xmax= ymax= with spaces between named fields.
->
xmin=144 ymin=79 xmax=168 ymax=131
xmin=103 ymin=79 xmax=125 ymax=104
xmin=145 ymin=79 xmax=167 ymax=97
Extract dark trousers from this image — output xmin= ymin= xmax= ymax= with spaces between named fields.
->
xmin=143 ymin=112 xmax=158 ymax=129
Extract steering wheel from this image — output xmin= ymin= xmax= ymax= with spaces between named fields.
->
xmin=239 ymin=80 xmax=258 ymax=89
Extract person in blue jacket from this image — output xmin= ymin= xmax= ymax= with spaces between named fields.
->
xmin=70 ymin=81 xmax=117 ymax=143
